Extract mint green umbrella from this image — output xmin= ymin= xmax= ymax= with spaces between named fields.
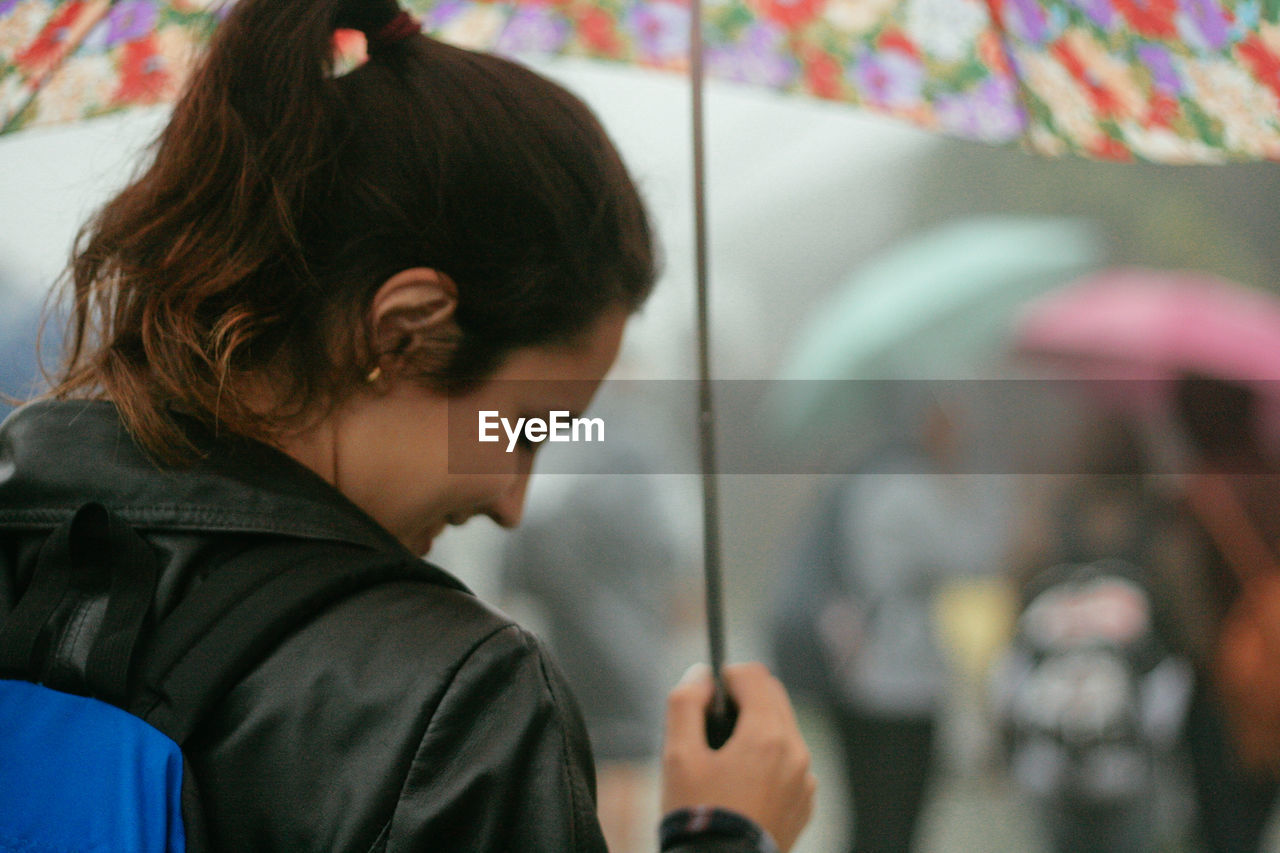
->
xmin=769 ymin=216 xmax=1106 ymax=449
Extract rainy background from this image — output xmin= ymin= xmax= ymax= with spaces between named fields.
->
xmin=5 ymin=56 xmax=1280 ymax=851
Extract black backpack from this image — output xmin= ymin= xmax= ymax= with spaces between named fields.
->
xmin=0 ymin=502 xmax=448 ymax=851
xmin=994 ymin=558 xmax=1192 ymax=805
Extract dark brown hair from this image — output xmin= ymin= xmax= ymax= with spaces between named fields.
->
xmin=1174 ymin=373 xmax=1260 ymax=459
xmin=48 ymin=0 xmax=655 ymax=460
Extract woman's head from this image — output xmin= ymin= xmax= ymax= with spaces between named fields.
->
xmin=51 ymin=0 xmax=656 ymax=460
xmin=318 ymin=297 xmax=631 ymax=554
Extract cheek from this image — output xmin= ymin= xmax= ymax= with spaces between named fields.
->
xmin=449 ymin=412 xmax=526 ymax=477
xmin=464 ymin=473 xmax=518 ymax=505
xmin=433 ymin=444 xmax=523 ymax=508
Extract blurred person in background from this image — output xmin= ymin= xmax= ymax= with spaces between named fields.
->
xmin=498 ymin=442 xmax=694 ymax=853
xmin=1162 ymin=375 xmax=1280 ymax=853
xmin=772 ymin=386 xmax=1008 ymax=852
xmin=995 ymin=421 xmax=1194 ymax=853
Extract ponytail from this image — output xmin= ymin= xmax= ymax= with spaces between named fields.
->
xmin=51 ymin=0 xmax=655 ymax=461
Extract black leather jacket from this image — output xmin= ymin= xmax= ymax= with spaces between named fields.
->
xmin=0 ymin=401 xmax=760 ymax=853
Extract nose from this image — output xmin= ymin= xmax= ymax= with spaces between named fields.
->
xmin=486 ymin=471 xmax=531 ymax=529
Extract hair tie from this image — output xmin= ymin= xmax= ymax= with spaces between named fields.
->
xmin=367 ymin=10 xmax=420 ymax=55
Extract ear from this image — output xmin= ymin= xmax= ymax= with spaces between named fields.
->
xmin=369 ymin=268 xmax=459 ymax=370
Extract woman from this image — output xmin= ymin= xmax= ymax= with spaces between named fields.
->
xmin=0 ymin=0 xmax=814 ymax=850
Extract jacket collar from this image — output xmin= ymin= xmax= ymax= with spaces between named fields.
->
xmin=0 ymin=400 xmax=416 ymax=559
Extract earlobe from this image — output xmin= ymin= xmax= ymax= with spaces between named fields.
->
xmin=369 ymin=268 xmax=460 ymax=373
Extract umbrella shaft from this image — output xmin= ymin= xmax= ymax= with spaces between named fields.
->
xmin=689 ymin=0 xmax=730 ymax=698
xmin=699 ymin=406 xmax=727 ymax=672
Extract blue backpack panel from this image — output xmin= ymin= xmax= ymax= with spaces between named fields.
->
xmin=0 ymin=679 xmax=185 ymax=853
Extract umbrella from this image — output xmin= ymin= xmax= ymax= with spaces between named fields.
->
xmin=1015 ymin=267 xmax=1280 ymax=382
xmin=767 ymin=215 xmax=1106 ymax=450
xmin=7 ymin=0 xmax=1280 ymax=161
xmin=1013 ymin=268 xmax=1280 ymax=450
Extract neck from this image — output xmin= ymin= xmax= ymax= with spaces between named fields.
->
xmin=272 ymin=418 xmax=339 ymax=487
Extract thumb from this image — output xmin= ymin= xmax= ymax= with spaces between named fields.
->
xmin=665 ymin=664 xmax=715 ymax=747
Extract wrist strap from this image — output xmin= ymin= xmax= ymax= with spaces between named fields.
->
xmin=660 ymin=806 xmax=780 ymax=853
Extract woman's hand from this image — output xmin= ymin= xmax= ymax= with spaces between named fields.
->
xmin=661 ymin=662 xmax=817 ymax=852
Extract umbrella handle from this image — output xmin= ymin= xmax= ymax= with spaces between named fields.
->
xmin=705 ymin=678 xmax=739 ymax=749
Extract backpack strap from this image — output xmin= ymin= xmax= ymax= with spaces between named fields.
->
xmin=0 ymin=504 xmax=458 ymax=745
xmin=131 ymin=538 xmax=456 ymax=744
xmin=0 ymin=503 xmax=159 ymax=706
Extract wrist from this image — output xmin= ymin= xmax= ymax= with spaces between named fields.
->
xmin=659 ymin=806 xmax=781 ymax=853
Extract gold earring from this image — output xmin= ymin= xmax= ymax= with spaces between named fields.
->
xmin=366 ymin=365 xmax=383 ymax=383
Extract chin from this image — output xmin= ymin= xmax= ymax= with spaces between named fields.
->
xmin=412 ymin=525 xmax=447 ymax=557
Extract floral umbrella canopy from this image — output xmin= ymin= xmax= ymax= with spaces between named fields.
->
xmin=4 ymin=0 xmax=1280 ymax=161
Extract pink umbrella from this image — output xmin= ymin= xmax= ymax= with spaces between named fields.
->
xmin=1013 ymin=267 xmax=1280 ymax=449
xmin=1016 ymin=268 xmax=1280 ymax=382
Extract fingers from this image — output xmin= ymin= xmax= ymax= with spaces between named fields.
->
xmin=665 ymin=661 xmax=801 ymax=749
xmin=721 ymin=662 xmax=795 ymax=731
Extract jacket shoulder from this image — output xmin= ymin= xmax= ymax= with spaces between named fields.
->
xmin=191 ymin=574 xmax=604 ymax=852
xmin=385 ymin=603 xmax=607 ymax=851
